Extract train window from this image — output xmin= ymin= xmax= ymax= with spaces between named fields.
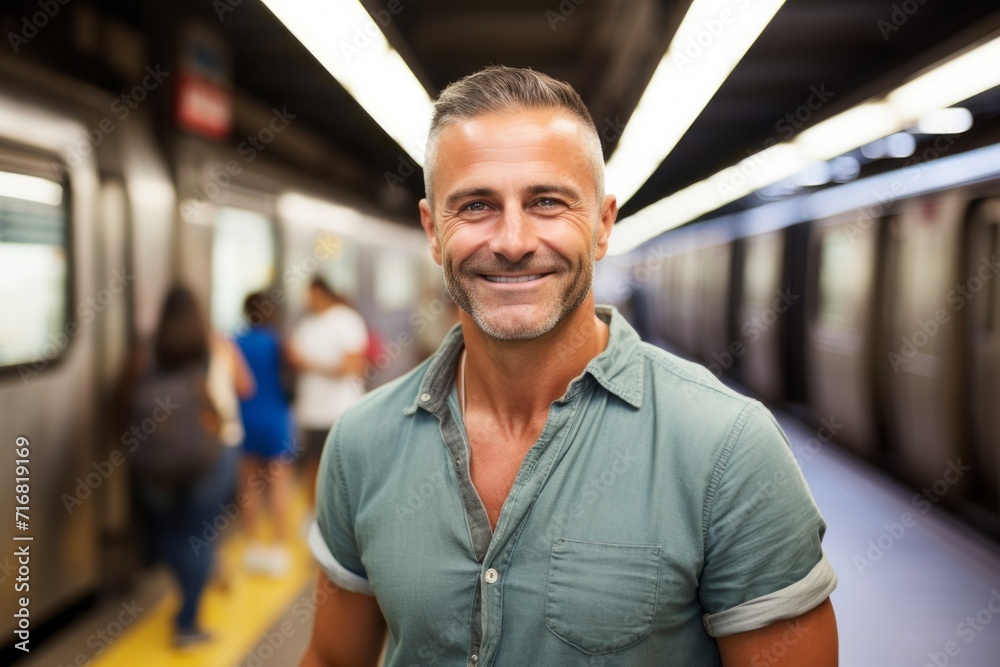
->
xmin=211 ymin=206 xmax=275 ymax=333
xmin=374 ymin=251 xmax=418 ymax=311
xmin=817 ymin=230 xmax=863 ymax=328
xmin=0 ymin=168 xmax=68 ymax=369
xmin=744 ymin=234 xmax=781 ymax=304
xmin=318 ymin=235 xmax=359 ymax=301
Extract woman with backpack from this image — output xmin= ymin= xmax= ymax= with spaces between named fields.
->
xmin=126 ymin=285 xmax=253 ymax=648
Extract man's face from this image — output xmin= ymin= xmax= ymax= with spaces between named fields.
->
xmin=419 ymin=108 xmax=616 ymax=341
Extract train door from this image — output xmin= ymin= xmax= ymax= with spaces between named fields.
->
xmin=662 ymin=254 xmax=679 ymax=345
xmin=738 ymin=231 xmax=784 ymax=403
xmin=660 ymin=255 xmax=678 ymax=345
xmin=695 ymin=242 xmax=732 ymax=367
xmin=804 ymin=214 xmax=881 ymax=460
xmin=675 ymin=250 xmax=701 ymax=356
xmin=965 ymin=198 xmax=1000 ymax=516
xmin=0 ymin=127 xmax=101 ymax=639
xmin=880 ymin=193 xmax=965 ymax=493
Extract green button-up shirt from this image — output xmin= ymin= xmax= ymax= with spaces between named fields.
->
xmin=310 ymin=306 xmax=836 ymax=666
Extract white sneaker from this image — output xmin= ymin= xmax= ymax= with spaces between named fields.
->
xmin=265 ymin=545 xmax=290 ymax=576
xmin=245 ymin=543 xmax=270 ymax=573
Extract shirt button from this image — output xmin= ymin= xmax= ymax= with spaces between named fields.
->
xmin=470 ymin=655 xmax=478 ymax=665
xmin=484 ymin=568 xmax=498 ymax=584
xmin=420 ymin=393 xmax=431 ymax=402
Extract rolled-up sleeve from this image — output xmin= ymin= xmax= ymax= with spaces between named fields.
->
xmin=699 ymin=402 xmax=837 ymax=637
xmin=309 ymin=420 xmax=374 ymax=596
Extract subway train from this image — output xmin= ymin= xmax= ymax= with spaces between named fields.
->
xmin=603 ymin=130 xmax=1000 ymax=536
xmin=0 ymin=53 xmax=448 ymax=648
xmin=5 ymin=24 xmax=1000 ymax=659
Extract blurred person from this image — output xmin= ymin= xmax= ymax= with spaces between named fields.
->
xmin=235 ymin=291 xmax=296 ymax=575
xmin=289 ymin=277 xmax=368 ymax=517
xmin=126 ymin=285 xmax=252 ymax=649
xmin=205 ymin=310 xmax=255 ymax=593
xmin=301 ymin=67 xmax=838 ymax=667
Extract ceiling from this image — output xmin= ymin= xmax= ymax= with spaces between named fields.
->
xmin=4 ymin=0 xmax=1000 ymax=226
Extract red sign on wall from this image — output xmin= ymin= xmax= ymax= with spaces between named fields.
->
xmin=176 ymin=71 xmax=231 ymax=140
xmin=175 ymin=24 xmax=232 ymax=140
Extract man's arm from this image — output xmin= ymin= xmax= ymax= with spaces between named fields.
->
xmin=717 ymin=597 xmax=837 ymax=667
xmin=300 ymin=572 xmax=387 ymax=667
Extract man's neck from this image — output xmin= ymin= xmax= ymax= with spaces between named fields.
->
xmin=459 ymin=297 xmax=609 ymax=425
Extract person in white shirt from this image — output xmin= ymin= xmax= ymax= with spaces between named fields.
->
xmin=289 ymin=277 xmax=368 ymax=513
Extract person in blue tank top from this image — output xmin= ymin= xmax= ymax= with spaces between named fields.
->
xmin=235 ymin=291 xmax=296 ymax=575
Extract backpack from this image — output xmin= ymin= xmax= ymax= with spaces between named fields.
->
xmin=129 ymin=363 xmax=221 ymax=485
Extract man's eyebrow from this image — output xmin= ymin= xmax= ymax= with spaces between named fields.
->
xmin=524 ymin=184 xmax=582 ymax=200
xmin=444 ymin=184 xmax=583 ymax=208
xmin=444 ymin=187 xmax=498 ymax=209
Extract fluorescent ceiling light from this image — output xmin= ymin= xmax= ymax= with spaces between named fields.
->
xmin=793 ymin=162 xmax=833 ymax=187
xmin=915 ymin=107 xmax=973 ymax=134
xmin=860 ymin=132 xmax=916 ymax=159
xmin=712 ymin=142 xmax=807 ymax=196
xmin=609 ymin=32 xmax=1000 ymax=255
xmin=888 ymin=37 xmax=1000 ymax=119
xmin=260 ymin=0 xmax=433 ymax=165
xmin=608 ymin=142 xmax=804 ymax=254
xmin=0 ymin=172 xmax=62 ymax=206
xmin=794 ymin=103 xmax=897 ymax=161
xmin=608 ymin=180 xmax=720 ymax=254
xmin=830 ymin=156 xmax=860 ymax=182
xmin=885 ymin=132 xmax=916 ymax=158
xmin=605 ymin=0 xmax=787 ymax=204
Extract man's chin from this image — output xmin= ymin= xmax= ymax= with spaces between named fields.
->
xmin=471 ymin=306 xmax=558 ymax=341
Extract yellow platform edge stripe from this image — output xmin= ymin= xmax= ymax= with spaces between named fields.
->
xmin=93 ymin=495 xmax=315 ymax=667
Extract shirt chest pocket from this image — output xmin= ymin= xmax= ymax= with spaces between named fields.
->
xmin=544 ymin=538 xmax=661 ymax=655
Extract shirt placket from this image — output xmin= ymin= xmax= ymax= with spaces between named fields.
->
xmin=468 ymin=387 xmax=585 ymax=667
xmin=419 ymin=333 xmax=592 ymax=667
xmin=427 ymin=385 xmax=489 ymax=665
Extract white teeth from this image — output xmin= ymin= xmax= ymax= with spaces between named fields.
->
xmin=484 ymin=274 xmax=543 ymax=283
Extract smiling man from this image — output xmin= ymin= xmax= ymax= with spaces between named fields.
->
xmin=301 ymin=66 xmax=838 ymax=667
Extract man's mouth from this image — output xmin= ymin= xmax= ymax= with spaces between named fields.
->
xmin=482 ymin=274 xmax=546 ymax=283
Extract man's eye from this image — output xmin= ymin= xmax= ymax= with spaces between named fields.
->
xmin=536 ymin=198 xmax=563 ymax=209
xmin=463 ymin=201 xmax=488 ymax=212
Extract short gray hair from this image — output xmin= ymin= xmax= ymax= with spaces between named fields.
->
xmin=423 ymin=66 xmax=605 ymax=205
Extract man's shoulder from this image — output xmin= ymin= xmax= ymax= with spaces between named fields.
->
xmin=334 ymin=355 xmax=434 ymax=439
xmin=625 ymin=344 xmax=790 ymax=480
xmin=636 ymin=342 xmax=751 ymax=406
xmin=629 ymin=341 xmax=770 ymax=442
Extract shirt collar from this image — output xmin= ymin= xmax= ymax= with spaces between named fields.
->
xmin=583 ymin=305 xmax=644 ymax=408
xmin=406 ymin=304 xmax=644 ymax=416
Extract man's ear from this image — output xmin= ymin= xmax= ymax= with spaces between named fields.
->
xmin=594 ymin=194 xmax=618 ymax=261
xmin=419 ymin=198 xmax=442 ymax=265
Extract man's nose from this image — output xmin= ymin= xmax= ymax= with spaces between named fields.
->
xmin=488 ymin=207 xmax=539 ymax=263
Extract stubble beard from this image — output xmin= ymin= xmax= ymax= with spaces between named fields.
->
xmin=443 ymin=249 xmax=595 ymax=341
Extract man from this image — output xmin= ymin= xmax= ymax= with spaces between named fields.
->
xmin=302 ymin=66 xmax=837 ymax=666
